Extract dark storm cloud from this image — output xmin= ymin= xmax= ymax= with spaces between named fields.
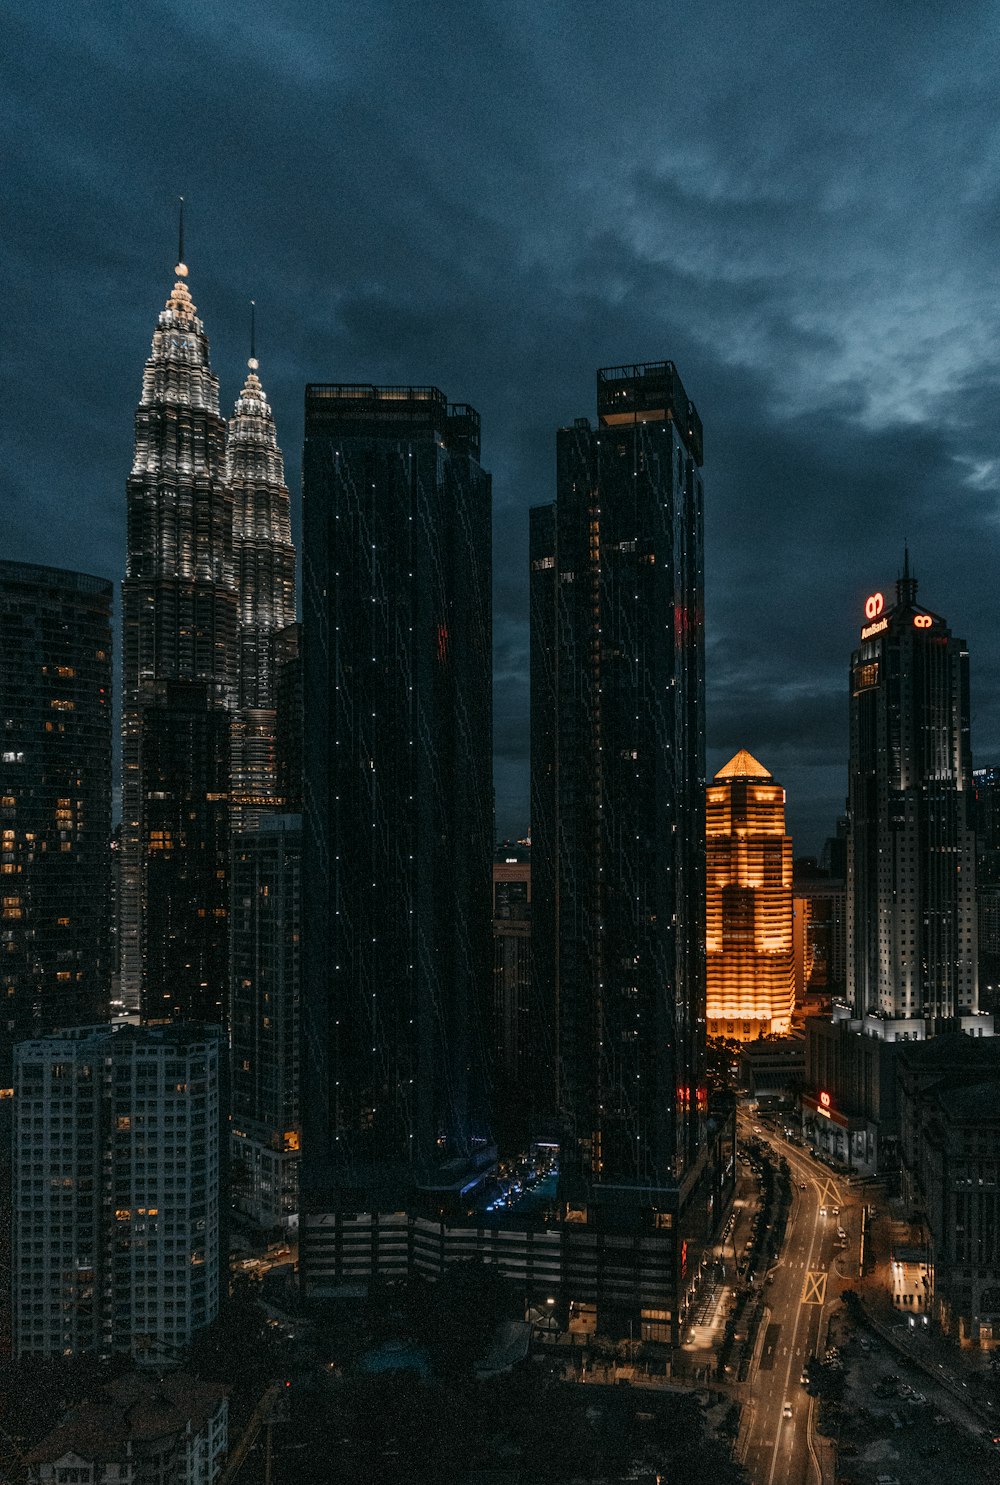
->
xmin=5 ymin=0 xmax=1000 ymax=849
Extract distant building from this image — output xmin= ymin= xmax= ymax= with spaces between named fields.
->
xmin=706 ymin=750 xmax=794 ymax=1040
xmin=13 ymin=1024 xmax=222 ymax=1359
xmin=228 ymin=342 xmax=296 ymax=833
xmin=792 ymin=862 xmax=846 ymax=1009
xmin=897 ymin=1035 xmax=1000 ymax=1347
xmin=820 ymin=817 xmax=848 ymax=882
xmin=23 ymin=1372 xmax=228 ymax=1485
xmin=973 ymin=766 xmax=1000 ymax=865
xmin=848 ymin=557 xmax=982 ymax=1036
xmin=739 ymin=1033 xmax=805 ymax=1104
xmin=491 ymin=843 xmax=536 ymax=1150
xmin=0 ymin=562 xmax=113 ymax=1089
xmin=230 ymin=815 xmax=301 ymax=1230
xmin=300 ymin=384 xmax=494 ymax=1247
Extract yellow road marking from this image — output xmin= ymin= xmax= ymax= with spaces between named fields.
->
xmin=818 ymin=1177 xmax=842 ymax=1206
xmin=802 ymin=1270 xmax=827 ymax=1305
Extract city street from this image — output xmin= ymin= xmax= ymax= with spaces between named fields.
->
xmin=738 ymin=1115 xmax=852 ymax=1485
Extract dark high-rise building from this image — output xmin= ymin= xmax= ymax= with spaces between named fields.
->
xmin=228 ymin=341 xmax=296 ymax=831
xmin=0 ymin=562 xmax=113 ymax=1087
xmin=230 ymin=814 xmax=301 ymax=1230
xmin=121 ymin=250 xmax=236 ymax=1021
xmin=973 ymin=767 xmax=1000 ymax=1010
xmin=530 ymin=362 xmax=709 ymax=1301
xmin=847 ymin=558 xmax=983 ymax=1035
xmin=301 ymin=385 xmax=494 ymax=1230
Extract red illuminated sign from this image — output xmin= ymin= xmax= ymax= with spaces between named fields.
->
xmin=864 ymin=592 xmax=884 ymax=620
xmin=913 ymin=614 xmax=932 ymax=629
xmin=819 ymin=1091 xmax=831 ymax=1109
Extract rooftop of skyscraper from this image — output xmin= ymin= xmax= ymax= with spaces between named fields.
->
xmin=714 ymin=748 xmax=772 ymax=780
xmin=304 ymin=383 xmax=481 ymax=456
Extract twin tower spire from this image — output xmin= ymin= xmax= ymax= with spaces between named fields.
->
xmin=119 ymin=204 xmax=296 ymax=1019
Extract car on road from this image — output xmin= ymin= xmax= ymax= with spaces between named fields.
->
xmin=782 ymin=1401 xmax=792 ymax=1419
xmin=800 ymin=1370 xmax=810 ymax=1385
xmin=798 ymin=1181 xmax=807 ymax=1190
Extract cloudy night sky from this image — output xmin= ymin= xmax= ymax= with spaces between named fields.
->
xmin=5 ymin=1 xmax=1000 ymax=851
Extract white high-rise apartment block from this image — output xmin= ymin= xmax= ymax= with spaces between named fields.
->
xmin=13 ymin=1023 xmax=221 ymax=1359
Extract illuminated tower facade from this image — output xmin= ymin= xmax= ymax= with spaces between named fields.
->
xmin=848 ymin=558 xmax=981 ymax=1034
xmin=531 ymin=361 xmax=707 ymax=1218
xmin=705 ymin=750 xmax=794 ymax=1039
xmin=228 ymin=321 xmax=297 ymax=830
xmin=121 ymin=238 xmax=236 ymax=1020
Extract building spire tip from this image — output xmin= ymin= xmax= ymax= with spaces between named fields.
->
xmin=248 ymin=300 xmax=258 ymax=370
xmin=174 ymin=196 xmax=188 ymax=279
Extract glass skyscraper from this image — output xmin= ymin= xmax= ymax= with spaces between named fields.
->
xmin=300 ymin=385 xmax=494 ymax=1228
xmin=530 ymin=362 xmax=708 ymax=1264
xmin=848 ymin=556 xmax=982 ymax=1034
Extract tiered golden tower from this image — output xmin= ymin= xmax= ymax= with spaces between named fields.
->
xmin=706 ymin=749 xmax=794 ymax=1039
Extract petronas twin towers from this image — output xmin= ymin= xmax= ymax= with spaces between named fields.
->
xmin=121 ymin=242 xmax=295 ymax=1019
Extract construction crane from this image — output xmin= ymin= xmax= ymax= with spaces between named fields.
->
xmin=216 ymin=1382 xmax=289 ymax=1485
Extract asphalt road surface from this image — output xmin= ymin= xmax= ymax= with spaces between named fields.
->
xmin=739 ymin=1116 xmax=851 ymax=1485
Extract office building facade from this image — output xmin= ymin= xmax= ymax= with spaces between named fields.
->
xmin=230 ymin=814 xmax=301 ymax=1230
xmin=848 ymin=559 xmax=982 ymax=1035
xmin=0 ymin=563 xmax=113 ymax=1088
xmin=301 ymin=385 xmax=494 ymax=1231
xmin=121 ymin=255 xmax=236 ymax=1021
xmin=705 ymin=750 xmax=794 ymax=1040
xmin=13 ymin=1023 xmax=222 ymax=1359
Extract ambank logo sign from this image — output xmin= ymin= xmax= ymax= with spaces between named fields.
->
xmin=861 ymin=591 xmax=889 ymax=640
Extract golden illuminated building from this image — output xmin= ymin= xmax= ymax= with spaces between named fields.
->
xmin=706 ymin=749 xmax=794 ymax=1039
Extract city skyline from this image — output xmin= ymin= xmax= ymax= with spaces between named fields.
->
xmin=8 ymin=4 xmax=1000 ymax=854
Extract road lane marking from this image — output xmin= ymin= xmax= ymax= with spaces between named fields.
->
xmin=817 ymin=1176 xmax=842 ymax=1206
xmin=802 ymin=1270 xmax=827 ymax=1305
